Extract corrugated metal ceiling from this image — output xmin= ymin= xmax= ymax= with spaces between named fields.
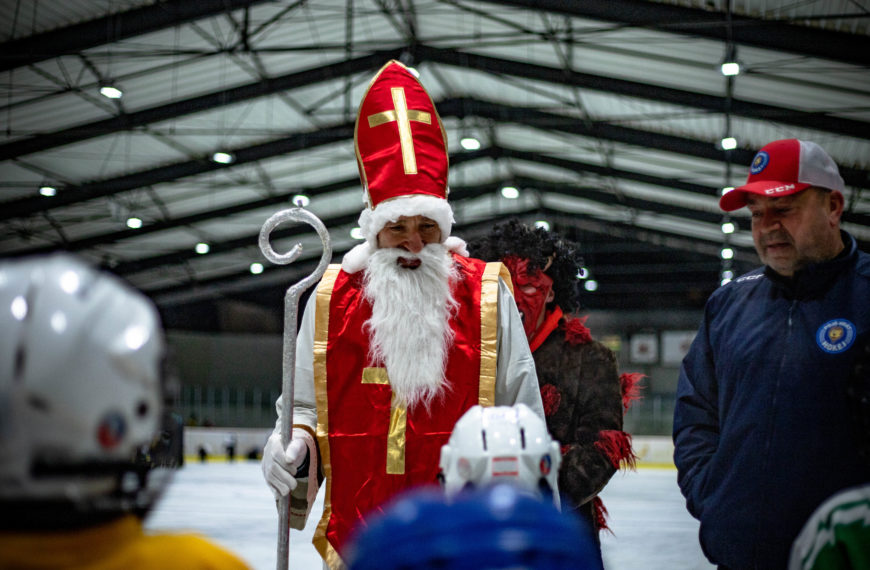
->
xmin=1 ymin=0 xmax=867 ymax=331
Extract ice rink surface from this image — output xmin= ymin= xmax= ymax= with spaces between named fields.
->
xmin=146 ymin=461 xmax=716 ymax=570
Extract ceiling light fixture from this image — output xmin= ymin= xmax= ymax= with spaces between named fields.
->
xmin=720 ymin=42 xmax=740 ymax=77
xmin=212 ymin=151 xmax=235 ymax=164
xmin=720 ymin=23 xmax=738 ymax=293
xmin=720 ymin=62 xmax=740 ymax=77
xmin=292 ymin=194 xmax=310 ymax=207
xmin=99 ymin=85 xmax=123 ymax=99
xmin=459 ymin=137 xmax=480 ymax=151
xmin=195 ymin=242 xmax=210 ymax=254
xmin=11 ymin=296 xmax=28 ymax=321
xmin=500 ymin=186 xmax=519 ymax=199
xmin=39 ymin=185 xmax=57 ymax=197
xmin=250 ymin=263 xmax=264 ymax=275
xmin=126 ymin=217 xmax=142 ymax=229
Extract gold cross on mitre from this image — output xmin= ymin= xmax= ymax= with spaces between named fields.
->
xmin=367 ymin=87 xmax=431 ymax=175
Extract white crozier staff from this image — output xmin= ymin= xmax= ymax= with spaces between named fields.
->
xmin=259 ymin=207 xmax=332 ymax=570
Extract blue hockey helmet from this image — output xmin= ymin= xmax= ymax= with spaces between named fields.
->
xmin=345 ymin=483 xmax=603 ymax=570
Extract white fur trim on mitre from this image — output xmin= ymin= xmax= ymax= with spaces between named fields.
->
xmin=358 ymin=194 xmax=454 ymax=247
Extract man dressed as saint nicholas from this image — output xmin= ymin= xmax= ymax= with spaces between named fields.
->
xmin=261 ymin=60 xmax=545 ymax=569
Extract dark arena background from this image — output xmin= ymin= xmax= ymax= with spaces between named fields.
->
xmin=2 ymin=1 xmax=867 ymax=568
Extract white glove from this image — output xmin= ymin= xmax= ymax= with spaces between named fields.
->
xmin=262 ymin=432 xmax=307 ymax=499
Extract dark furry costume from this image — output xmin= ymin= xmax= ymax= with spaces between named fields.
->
xmin=471 ymin=219 xmax=642 ymax=533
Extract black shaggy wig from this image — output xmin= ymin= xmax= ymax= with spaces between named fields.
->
xmin=469 ymin=219 xmax=585 ymax=313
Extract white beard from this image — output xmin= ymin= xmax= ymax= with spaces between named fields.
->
xmin=363 ymin=243 xmax=459 ymax=411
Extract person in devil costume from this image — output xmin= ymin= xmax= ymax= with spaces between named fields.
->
xmin=470 ymin=219 xmax=642 ymax=540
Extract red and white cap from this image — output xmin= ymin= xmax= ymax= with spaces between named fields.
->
xmin=354 ymin=60 xmax=453 ymax=246
xmin=719 ymin=139 xmax=844 ymax=212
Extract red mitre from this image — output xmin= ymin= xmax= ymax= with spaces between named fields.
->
xmin=354 ymin=60 xmax=449 ymax=209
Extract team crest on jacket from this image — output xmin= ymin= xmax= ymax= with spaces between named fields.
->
xmin=816 ymin=319 xmax=856 ymax=354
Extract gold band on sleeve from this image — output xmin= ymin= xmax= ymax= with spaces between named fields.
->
xmin=312 ymin=264 xmax=342 ymax=567
xmin=479 ymin=262 xmax=502 ymax=407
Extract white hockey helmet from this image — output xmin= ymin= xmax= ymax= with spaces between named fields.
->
xmin=0 ymin=253 xmax=165 ymax=510
xmin=439 ymin=404 xmax=561 ymax=508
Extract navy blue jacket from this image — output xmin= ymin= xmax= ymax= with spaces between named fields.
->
xmin=673 ymin=231 xmax=870 ymax=569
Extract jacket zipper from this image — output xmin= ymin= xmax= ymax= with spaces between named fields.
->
xmin=755 ymin=299 xmax=797 ymax=568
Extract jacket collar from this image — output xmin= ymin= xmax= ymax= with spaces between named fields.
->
xmin=765 ymin=230 xmax=857 ymax=299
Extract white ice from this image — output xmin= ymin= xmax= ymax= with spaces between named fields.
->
xmin=145 ymin=462 xmax=715 ymax=570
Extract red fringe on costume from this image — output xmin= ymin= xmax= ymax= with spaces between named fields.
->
xmin=592 ymin=496 xmax=611 ymax=533
xmin=595 ymin=429 xmax=638 ymax=470
xmin=619 ymin=372 xmax=645 ymax=413
xmin=591 ymin=372 xmax=644 ymax=533
xmin=540 ymin=383 xmax=562 ymax=417
xmin=563 ymin=315 xmax=592 ymax=345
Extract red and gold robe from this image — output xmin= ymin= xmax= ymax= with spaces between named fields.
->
xmin=310 ymin=254 xmax=509 ymax=567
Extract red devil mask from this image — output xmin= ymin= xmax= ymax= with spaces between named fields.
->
xmin=503 ymin=256 xmax=554 ymax=340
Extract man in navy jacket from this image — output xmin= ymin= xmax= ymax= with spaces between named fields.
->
xmin=673 ymin=139 xmax=870 ymax=569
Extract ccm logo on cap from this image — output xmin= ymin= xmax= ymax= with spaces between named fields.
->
xmin=765 ymin=184 xmax=795 ymax=195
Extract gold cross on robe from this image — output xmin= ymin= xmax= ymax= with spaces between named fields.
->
xmin=361 ymin=367 xmax=407 ymax=474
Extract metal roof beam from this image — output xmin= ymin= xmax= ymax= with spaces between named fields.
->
xmin=111 ymin=178 xmax=743 ymax=278
xmin=4 ymin=98 xmax=867 ymax=223
xmin=481 ymin=0 xmax=870 ymax=67
xmin=510 ymin=176 xmax=724 ymax=224
xmin=0 ymin=0 xmax=275 ymax=72
xmin=437 ymin=97 xmax=870 ymax=191
xmin=418 ymin=45 xmax=870 ymax=140
xmin=8 ymin=139 xmax=866 ymax=258
xmin=8 ymin=43 xmax=867 ymax=163
xmin=110 ymin=179 xmax=507 ymax=276
xmin=144 ymin=205 xmax=752 ymax=308
xmin=11 ymin=178 xmax=358 ymax=257
xmin=9 ymin=148 xmax=499 ymax=256
xmin=0 ymin=123 xmax=354 ymax=221
xmin=0 ymin=50 xmax=402 ymax=161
